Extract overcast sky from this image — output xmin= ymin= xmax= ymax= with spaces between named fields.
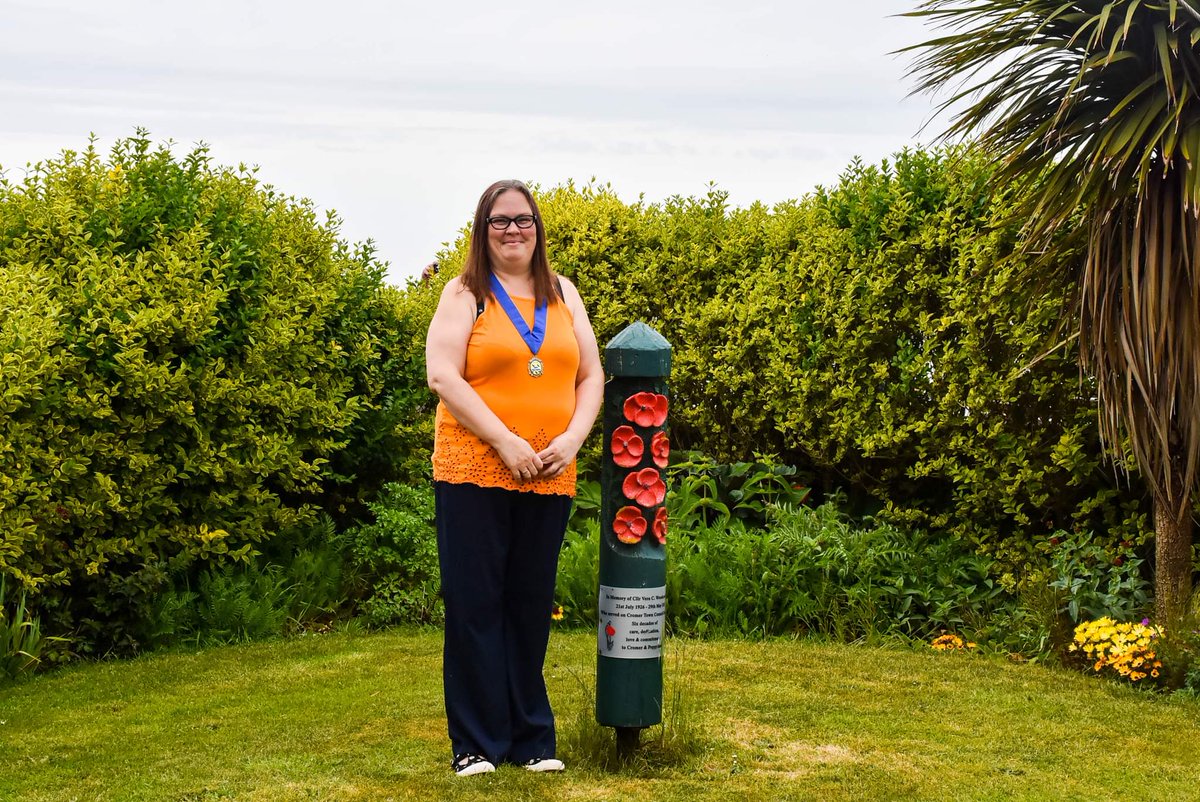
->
xmin=2 ymin=1 xmax=944 ymax=284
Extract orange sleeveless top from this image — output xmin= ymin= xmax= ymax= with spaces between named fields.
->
xmin=432 ymin=290 xmax=581 ymax=496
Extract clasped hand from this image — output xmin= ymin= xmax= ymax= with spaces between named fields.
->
xmin=498 ymin=432 xmax=581 ymax=481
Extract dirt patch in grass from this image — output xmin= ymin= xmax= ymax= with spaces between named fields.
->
xmin=721 ymin=718 xmax=861 ymax=779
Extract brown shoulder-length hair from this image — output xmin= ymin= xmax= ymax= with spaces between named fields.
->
xmin=461 ymin=179 xmax=557 ymax=306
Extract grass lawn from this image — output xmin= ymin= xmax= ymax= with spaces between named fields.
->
xmin=1 ymin=629 xmax=1198 ymax=801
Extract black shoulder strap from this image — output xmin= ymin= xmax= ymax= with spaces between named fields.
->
xmin=476 ymin=296 xmax=485 ymax=318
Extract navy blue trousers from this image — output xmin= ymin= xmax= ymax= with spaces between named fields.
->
xmin=434 ymin=481 xmax=572 ymax=764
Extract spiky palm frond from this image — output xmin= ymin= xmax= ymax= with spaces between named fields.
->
xmin=907 ymin=2 xmax=1200 ymax=239
xmin=906 ymin=1 xmax=1200 ymax=518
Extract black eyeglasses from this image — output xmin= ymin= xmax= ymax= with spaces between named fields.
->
xmin=486 ymin=214 xmax=537 ymax=231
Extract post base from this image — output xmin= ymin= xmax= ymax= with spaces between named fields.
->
xmin=615 ymin=726 xmax=642 ymax=759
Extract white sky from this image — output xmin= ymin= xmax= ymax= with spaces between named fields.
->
xmin=1 ymin=1 xmax=942 ymax=284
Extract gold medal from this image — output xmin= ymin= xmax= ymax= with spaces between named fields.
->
xmin=528 ymin=356 xmax=544 ymax=378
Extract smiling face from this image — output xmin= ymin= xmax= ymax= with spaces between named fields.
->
xmin=486 ymin=189 xmax=537 ymax=272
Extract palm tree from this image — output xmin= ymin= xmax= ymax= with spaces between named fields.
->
xmin=905 ymin=0 xmax=1200 ymax=625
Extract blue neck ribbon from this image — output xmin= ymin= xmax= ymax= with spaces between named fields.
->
xmin=488 ymin=273 xmax=547 ymax=355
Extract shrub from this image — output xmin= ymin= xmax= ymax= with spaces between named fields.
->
xmin=556 ymin=458 xmax=1017 ymax=644
xmin=1044 ymin=529 xmax=1152 ymax=624
xmin=346 ymin=483 xmax=442 ymax=626
xmin=137 ymin=516 xmax=348 ymax=649
xmin=683 ymin=151 xmax=1146 ymax=565
xmin=324 ymin=280 xmax=440 ymax=505
xmin=140 ymin=561 xmax=296 ymax=648
xmin=664 ymin=501 xmax=1010 ymax=640
xmin=433 ymin=154 xmax=1150 ymax=572
xmin=667 ymin=452 xmax=810 ymax=529
xmin=275 ymin=516 xmax=351 ymax=625
xmin=0 ymin=133 xmax=421 ymax=653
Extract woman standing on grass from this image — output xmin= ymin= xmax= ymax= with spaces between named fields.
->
xmin=425 ymin=179 xmax=603 ymax=776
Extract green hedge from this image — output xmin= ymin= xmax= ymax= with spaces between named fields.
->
xmin=1 ymin=137 xmax=1152 ymax=653
xmin=705 ymin=151 xmax=1148 ymax=570
xmin=0 ymin=134 xmax=426 ymax=651
xmin=431 ymin=150 xmax=1148 ymax=572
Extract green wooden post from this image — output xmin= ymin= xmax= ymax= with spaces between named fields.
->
xmin=596 ymin=322 xmax=671 ymax=752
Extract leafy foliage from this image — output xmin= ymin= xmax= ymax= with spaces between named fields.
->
xmin=0 ymin=132 xmax=421 ymax=653
xmin=346 ymin=483 xmax=442 ymax=627
xmin=0 ymin=575 xmax=49 ymax=683
xmin=666 ymin=501 xmax=1011 ymax=641
xmin=275 ymin=516 xmax=350 ymax=624
xmin=905 ymin=0 xmax=1200 ymax=621
xmin=432 ymin=153 xmax=1148 ymax=568
xmin=3 ymin=132 xmax=1172 ymax=667
xmin=1045 ymin=529 xmax=1153 ymax=624
xmin=192 ymin=563 xmax=294 ymax=645
xmin=137 ymin=517 xmax=349 ymax=648
xmin=558 ymin=460 xmax=1018 ymax=648
xmin=555 ymin=518 xmax=601 ymax=629
xmin=666 ymin=452 xmax=810 ymax=529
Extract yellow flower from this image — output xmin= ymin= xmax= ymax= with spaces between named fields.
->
xmin=1073 ymin=618 xmax=1162 ymax=685
xmin=931 ymin=634 xmax=975 ymax=651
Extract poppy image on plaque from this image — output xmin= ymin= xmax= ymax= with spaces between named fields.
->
xmin=622 ymin=468 xmax=666 ymax=507
xmin=651 ymin=431 xmax=670 ymax=469
xmin=611 ymin=425 xmax=645 ymax=468
xmin=623 ymin=392 xmax=668 ymax=428
xmin=613 ymin=506 xmax=647 ymax=544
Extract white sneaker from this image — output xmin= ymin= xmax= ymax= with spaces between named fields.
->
xmin=523 ymin=757 xmax=565 ymax=772
xmin=452 ymin=754 xmax=496 ymax=776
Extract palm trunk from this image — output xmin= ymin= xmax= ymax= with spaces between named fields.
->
xmin=1153 ymin=469 xmax=1194 ymax=627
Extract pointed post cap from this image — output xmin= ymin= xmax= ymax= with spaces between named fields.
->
xmin=604 ymin=322 xmax=671 ymax=377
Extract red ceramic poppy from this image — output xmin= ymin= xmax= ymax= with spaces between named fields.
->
xmin=613 ymin=506 xmax=647 ymax=544
xmin=622 ymin=468 xmax=666 ymax=507
xmin=623 ymin=392 xmax=669 ymax=428
xmin=653 ymin=507 xmax=667 ymax=545
xmin=611 ymin=425 xmax=644 ymax=468
xmin=605 ymin=623 xmax=616 ymax=637
xmin=651 ymin=431 xmax=670 ymax=469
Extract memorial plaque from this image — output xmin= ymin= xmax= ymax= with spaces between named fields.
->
xmin=597 ymin=585 xmax=666 ymax=659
